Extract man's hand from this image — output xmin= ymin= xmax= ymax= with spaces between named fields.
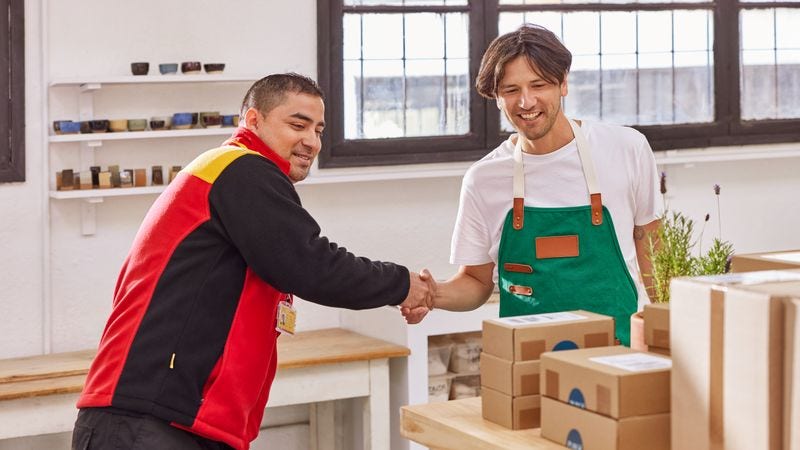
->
xmin=399 ymin=269 xmax=437 ymax=324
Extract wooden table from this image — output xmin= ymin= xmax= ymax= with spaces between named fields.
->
xmin=401 ymin=397 xmax=566 ymax=450
xmin=0 ymin=328 xmax=409 ymax=450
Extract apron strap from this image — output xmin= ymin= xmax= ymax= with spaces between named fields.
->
xmin=568 ymin=119 xmax=604 ymax=226
xmin=512 ymin=137 xmax=525 ymax=230
xmin=512 ymin=119 xmax=604 ymax=228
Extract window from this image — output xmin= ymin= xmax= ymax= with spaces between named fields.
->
xmin=1 ymin=0 xmax=25 ymax=183
xmin=318 ymin=0 xmax=800 ymax=168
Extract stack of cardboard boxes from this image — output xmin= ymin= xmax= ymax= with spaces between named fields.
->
xmin=539 ymin=346 xmax=671 ymax=450
xmin=671 ymin=269 xmax=800 ymax=450
xmin=479 ymin=310 xmax=615 ymax=430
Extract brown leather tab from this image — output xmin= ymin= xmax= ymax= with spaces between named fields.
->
xmin=508 ymin=285 xmax=533 ymax=296
xmin=591 ymin=193 xmax=603 ymax=226
xmin=503 ymin=263 xmax=533 ymax=274
xmin=513 ymin=197 xmax=524 ymax=230
xmin=535 ymin=235 xmax=579 ymax=259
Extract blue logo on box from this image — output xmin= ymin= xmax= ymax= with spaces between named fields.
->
xmin=568 ymin=388 xmax=586 ymax=409
xmin=566 ymin=429 xmax=583 ymax=450
xmin=552 ymin=340 xmax=579 ymax=351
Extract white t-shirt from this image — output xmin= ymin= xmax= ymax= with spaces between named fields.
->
xmin=450 ymin=120 xmax=662 ymax=309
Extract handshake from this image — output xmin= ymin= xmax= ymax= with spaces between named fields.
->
xmin=399 ymin=269 xmax=438 ymax=324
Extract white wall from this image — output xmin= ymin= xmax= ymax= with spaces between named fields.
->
xmin=1 ymin=0 xmax=800 ymax=447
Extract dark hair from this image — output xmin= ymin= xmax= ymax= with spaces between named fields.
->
xmin=476 ymin=24 xmax=572 ymax=99
xmin=240 ymin=73 xmax=325 ymax=118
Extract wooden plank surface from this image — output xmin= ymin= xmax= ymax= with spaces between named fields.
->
xmin=0 ymin=350 xmax=94 ymax=383
xmin=0 ymin=375 xmax=86 ymax=401
xmin=401 ymin=397 xmax=566 ymax=450
xmin=0 ymin=328 xmax=408 ymax=401
xmin=277 ymin=328 xmax=409 ymax=369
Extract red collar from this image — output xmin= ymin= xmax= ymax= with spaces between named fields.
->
xmin=224 ymin=127 xmax=290 ymax=177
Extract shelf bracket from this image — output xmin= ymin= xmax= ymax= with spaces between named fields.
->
xmin=80 ymin=83 xmax=102 ymax=92
xmin=80 ymin=197 xmax=103 ymax=236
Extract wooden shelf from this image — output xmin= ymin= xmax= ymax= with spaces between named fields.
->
xmin=49 ymin=74 xmax=259 ymax=87
xmin=49 ymin=127 xmax=234 ymax=143
xmin=49 ymin=186 xmax=166 ymax=200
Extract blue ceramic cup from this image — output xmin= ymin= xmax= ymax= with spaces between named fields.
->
xmin=159 ymin=63 xmax=178 ymax=75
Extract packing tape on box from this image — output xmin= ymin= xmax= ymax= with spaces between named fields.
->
xmin=710 ymin=288 xmax=724 ymax=450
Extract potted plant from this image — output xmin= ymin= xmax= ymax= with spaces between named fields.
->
xmin=630 ymin=178 xmax=734 ymax=349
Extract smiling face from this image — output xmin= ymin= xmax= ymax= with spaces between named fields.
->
xmin=246 ymin=92 xmax=325 ymax=182
xmin=496 ymin=55 xmax=570 ymax=153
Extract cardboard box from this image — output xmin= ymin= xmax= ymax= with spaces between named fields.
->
xmin=540 ymin=396 xmax=669 ymax=450
xmin=731 ymin=250 xmax=800 ymax=272
xmin=480 ymin=387 xmax=540 ymax=430
xmin=671 ymin=270 xmax=800 ymax=450
xmin=647 ymin=346 xmax=670 ymax=357
xmin=482 ymin=310 xmax=615 ymax=362
xmin=480 ymin=352 xmax=540 ymax=396
xmin=540 ymin=346 xmax=670 ymax=418
xmin=787 ymin=299 xmax=800 ymax=450
xmin=643 ymin=303 xmax=670 ymax=349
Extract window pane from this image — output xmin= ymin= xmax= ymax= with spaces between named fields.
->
xmin=363 ymin=14 xmax=403 ymax=59
xmin=344 ymin=60 xmax=363 ymax=139
xmin=345 ymin=0 xmax=467 ymax=4
xmin=675 ymin=51 xmax=714 ymax=123
xmin=343 ymin=12 xmax=469 ymax=140
xmin=446 ymin=58 xmax=470 ymax=135
xmin=565 ymin=55 xmax=601 ymax=122
xmin=343 ymin=14 xmax=362 ymax=61
xmin=741 ymin=8 xmax=800 ymax=120
xmin=406 ymin=60 xmax=444 ymax=137
xmin=406 ymin=14 xmax=445 ymax=59
xmin=777 ymin=50 xmax=800 ymax=117
xmin=563 ymin=12 xmax=600 ymax=56
xmin=497 ymin=10 xmax=713 ymax=126
xmin=362 ymin=60 xmax=405 ymax=138
xmin=445 ymin=13 xmax=469 ymax=59
xmin=602 ymin=54 xmax=638 ymax=125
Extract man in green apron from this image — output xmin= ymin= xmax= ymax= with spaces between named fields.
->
xmin=405 ymin=24 xmax=662 ymax=346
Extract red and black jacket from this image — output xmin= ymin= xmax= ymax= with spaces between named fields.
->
xmin=77 ymin=128 xmax=410 ymax=450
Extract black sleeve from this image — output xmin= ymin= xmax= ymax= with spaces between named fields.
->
xmin=208 ymin=154 xmax=410 ymax=309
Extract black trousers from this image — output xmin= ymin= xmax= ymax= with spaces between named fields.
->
xmin=71 ymin=408 xmax=234 ymax=450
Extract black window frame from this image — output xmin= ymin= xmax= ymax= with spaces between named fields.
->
xmin=1 ymin=0 xmax=25 ymax=183
xmin=318 ymin=0 xmax=800 ymax=169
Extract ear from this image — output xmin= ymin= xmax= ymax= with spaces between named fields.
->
xmin=243 ymin=107 xmax=262 ymax=131
xmin=561 ymin=74 xmax=569 ymax=97
xmin=496 ymin=98 xmax=502 ymax=110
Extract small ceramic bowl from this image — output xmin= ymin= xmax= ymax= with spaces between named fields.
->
xmin=203 ymin=63 xmax=225 ymax=74
xmin=149 ymin=116 xmax=172 ymax=130
xmin=181 ymin=61 xmax=201 ymax=74
xmin=109 ymin=119 xmax=128 ymax=132
xmin=202 ymin=115 xmax=223 ymax=128
xmin=159 ymin=63 xmax=178 ymax=75
xmin=222 ymin=115 xmax=236 ymax=127
xmin=127 ymin=119 xmax=147 ymax=132
xmin=89 ymin=120 xmax=109 ymax=133
xmin=131 ymin=62 xmax=149 ymax=76
xmin=172 ymin=112 xmax=193 ymax=130
xmin=56 ymin=120 xmax=81 ymax=134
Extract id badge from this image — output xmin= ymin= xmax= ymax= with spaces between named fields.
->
xmin=276 ymin=300 xmax=297 ymax=335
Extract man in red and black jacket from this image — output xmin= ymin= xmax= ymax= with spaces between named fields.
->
xmin=71 ymin=73 xmax=434 ymax=450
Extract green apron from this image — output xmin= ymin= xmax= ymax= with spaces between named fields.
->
xmin=497 ymin=119 xmax=637 ymax=346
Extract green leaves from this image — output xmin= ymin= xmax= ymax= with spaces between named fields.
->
xmin=647 ymin=211 xmax=734 ymax=303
